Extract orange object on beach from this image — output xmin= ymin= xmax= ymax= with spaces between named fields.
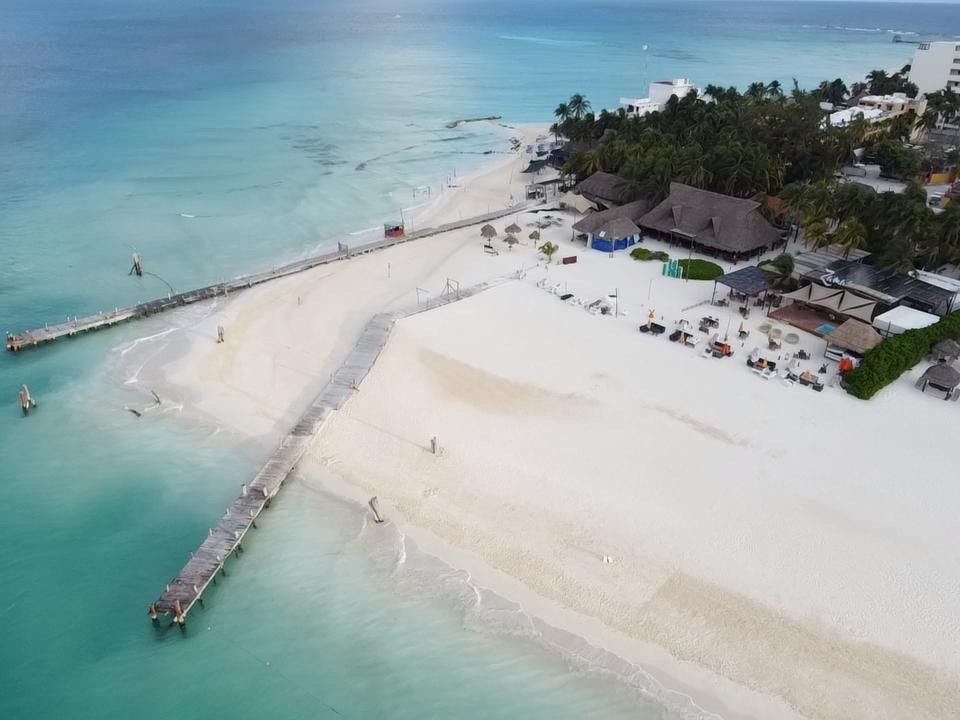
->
xmin=838 ymin=357 xmax=854 ymax=373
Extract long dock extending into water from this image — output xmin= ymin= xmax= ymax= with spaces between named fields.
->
xmin=7 ymin=204 xmax=530 ymax=352
xmin=150 ymin=278 xmax=501 ymax=629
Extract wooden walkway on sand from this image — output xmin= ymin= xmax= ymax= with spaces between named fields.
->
xmin=7 ymin=204 xmax=532 ymax=352
xmin=150 ymin=280 xmax=500 ymax=629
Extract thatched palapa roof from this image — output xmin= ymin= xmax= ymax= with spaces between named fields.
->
xmin=572 ymin=199 xmax=653 ymax=235
xmin=575 ymin=171 xmax=635 ymax=207
xmin=826 ymin=319 xmax=883 ymax=355
xmin=638 ymin=183 xmax=780 ymax=254
xmin=594 ymin=217 xmax=640 ymax=241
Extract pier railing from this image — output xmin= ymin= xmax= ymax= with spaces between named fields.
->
xmin=150 ymin=278 xmax=504 ymax=629
xmin=7 ymin=203 xmax=532 ymax=352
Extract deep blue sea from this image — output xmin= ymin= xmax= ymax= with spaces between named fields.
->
xmin=2 ymin=1 xmax=959 ymax=718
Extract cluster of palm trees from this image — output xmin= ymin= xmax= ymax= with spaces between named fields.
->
xmin=554 ymin=82 xmax=857 ymax=202
xmin=917 ymin=88 xmax=960 ymax=137
xmin=781 ymin=180 xmax=960 ymax=272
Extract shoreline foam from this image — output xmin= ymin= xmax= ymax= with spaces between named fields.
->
xmin=133 ymin=121 xmax=959 ymax=720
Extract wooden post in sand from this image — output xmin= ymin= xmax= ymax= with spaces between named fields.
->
xmin=18 ymin=384 xmax=36 ymax=416
xmin=430 ymin=436 xmax=440 ymax=455
xmin=368 ymin=496 xmax=385 ymax=524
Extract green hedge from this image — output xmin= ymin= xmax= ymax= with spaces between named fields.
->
xmin=845 ymin=310 xmax=960 ymax=399
xmin=630 ymin=248 xmax=670 ymax=262
xmin=677 ymin=258 xmax=724 ymax=281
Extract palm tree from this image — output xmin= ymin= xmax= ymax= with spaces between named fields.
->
xmin=866 ymin=69 xmax=889 ymax=94
xmin=761 ymin=253 xmax=795 ymax=289
xmin=801 ymin=217 xmax=831 ymax=250
xmin=568 ymin=94 xmax=591 ymax=121
xmin=766 ymin=80 xmax=783 ymax=99
xmin=554 ymin=102 xmax=571 ymax=124
xmin=746 ymin=82 xmax=767 ymax=102
xmin=834 ymin=217 xmax=867 ymax=258
xmin=915 ymin=109 xmax=940 ymax=138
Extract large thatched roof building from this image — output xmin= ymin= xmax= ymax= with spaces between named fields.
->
xmin=638 ymin=183 xmax=780 ymax=259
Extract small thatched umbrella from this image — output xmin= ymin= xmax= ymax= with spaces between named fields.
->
xmin=480 ymin=224 xmax=497 ymax=239
xmin=505 ymin=222 xmax=522 ymax=235
xmin=504 ymin=235 xmax=519 ymax=249
xmin=529 ymin=230 xmax=541 ymax=242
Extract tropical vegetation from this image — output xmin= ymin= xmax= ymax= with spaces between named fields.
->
xmin=845 ymin=311 xmax=960 ymax=399
xmin=780 ymin=180 xmax=960 ymax=271
xmin=677 ymin=259 xmax=724 ymax=281
xmin=630 ymin=248 xmax=670 ymax=262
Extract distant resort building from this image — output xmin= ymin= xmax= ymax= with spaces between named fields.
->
xmin=827 ymin=106 xmax=886 ymax=128
xmin=827 ymin=93 xmax=925 ymax=132
xmin=908 ymin=41 xmax=960 ymax=95
xmin=620 ymin=79 xmax=698 ymax=118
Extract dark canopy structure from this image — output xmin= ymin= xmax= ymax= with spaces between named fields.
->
xmin=712 ymin=266 xmax=772 ymax=301
xmin=804 ymin=259 xmax=956 ymax=316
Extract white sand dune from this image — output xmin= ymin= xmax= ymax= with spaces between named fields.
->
xmin=154 ymin=123 xmax=960 ymax=720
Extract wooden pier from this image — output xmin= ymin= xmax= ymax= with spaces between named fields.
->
xmin=150 ymin=279 xmax=499 ymax=628
xmin=7 ymin=204 xmax=532 ymax=352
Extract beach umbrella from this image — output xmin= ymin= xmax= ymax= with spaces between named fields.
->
xmin=529 ymin=230 xmax=541 ymax=241
xmin=647 ymin=309 xmax=655 ymax=329
xmin=480 ymin=224 xmax=497 ymax=239
xmin=504 ymin=234 xmax=519 ymax=245
xmin=505 ymin=222 xmax=522 ymax=234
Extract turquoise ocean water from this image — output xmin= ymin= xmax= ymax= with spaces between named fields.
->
xmin=2 ymin=1 xmax=959 ymax=717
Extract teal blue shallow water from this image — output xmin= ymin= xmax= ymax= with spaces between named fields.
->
xmin=2 ymin=1 xmax=959 ymax=717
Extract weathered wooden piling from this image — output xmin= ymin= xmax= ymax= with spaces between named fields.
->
xmin=368 ymin=496 xmax=385 ymax=524
xmin=18 ymin=384 xmax=36 ymax=416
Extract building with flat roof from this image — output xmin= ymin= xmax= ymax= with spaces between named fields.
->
xmin=909 ymin=41 xmax=960 ymax=95
xmin=858 ymin=92 xmax=925 ymax=117
xmin=620 ymin=79 xmax=697 ymax=118
xmin=827 ymin=106 xmax=885 ymax=128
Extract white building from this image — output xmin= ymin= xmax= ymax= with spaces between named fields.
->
xmin=827 ymin=106 xmax=885 ymax=128
xmin=620 ymin=79 xmax=698 ymax=118
xmin=858 ymin=92 xmax=925 ymax=117
xmin=908 ymin=41 xmax=960 ymax=95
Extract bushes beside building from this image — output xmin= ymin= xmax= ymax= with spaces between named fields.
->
xmin=677 ymin=259 xmax=724 ymax=281
xmin=630 ymin=248 xmax=670 ymax=262
xmin=845 ymin=311 xmax=960 ymax=399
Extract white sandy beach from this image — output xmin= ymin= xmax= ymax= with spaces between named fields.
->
xmin=150 ymin=124 xmax=960 ymax=720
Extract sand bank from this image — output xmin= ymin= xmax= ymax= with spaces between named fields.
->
xmin=148 ymin=122 xmax=959 ymax=720
xmin=308 ymin=280 xmax=960 ymax=720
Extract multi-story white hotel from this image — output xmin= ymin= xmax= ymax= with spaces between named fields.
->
xmin=909 ymin=41 xmax=960 ymax=96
